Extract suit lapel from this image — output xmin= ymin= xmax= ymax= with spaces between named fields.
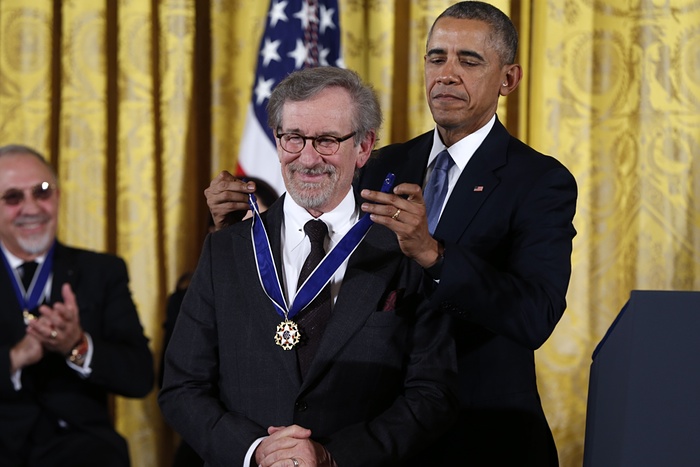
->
xmin=434 ymin=119 xmax=510 ymax=242
xmin=264 ymin=197 xmax=286 ymax=288
xmin=0 ymin=259 xmax=25 ymax=340
xmin=397 ymin=133 xmax=432 ymax=186
xmin=49 ymin=243 xmax=76 ymax=304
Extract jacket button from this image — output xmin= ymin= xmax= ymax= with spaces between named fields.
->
xmin=295 ymin=401 xmax=308 ymax=412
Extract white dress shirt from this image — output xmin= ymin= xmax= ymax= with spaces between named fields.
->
xmin=281 ymin=187 xmax=359 ymax=305
xmin=425 ymin=114 xmax=496 ymax=220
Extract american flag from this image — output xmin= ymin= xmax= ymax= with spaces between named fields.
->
xmin=237 ymin=0 xmax=343 ymax=196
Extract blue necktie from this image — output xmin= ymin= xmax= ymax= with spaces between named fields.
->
xmin=424 ymin=149 xmax=454 ymax=235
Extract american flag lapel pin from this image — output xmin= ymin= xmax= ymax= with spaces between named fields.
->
xmin=473 ymin=185 xmax=484 ymax=192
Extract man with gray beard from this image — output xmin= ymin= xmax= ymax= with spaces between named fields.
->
xmin=159 ymin=67 xmax=457 ymax=467
xmin=0 ymin=145 xmax=154 ymax=467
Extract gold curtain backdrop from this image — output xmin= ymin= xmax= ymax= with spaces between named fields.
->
xmin=1 ymin=1 xmax=699 ymax=466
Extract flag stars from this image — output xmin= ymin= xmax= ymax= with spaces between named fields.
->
xmin=260 ymin=38 xmax=282 ymax=67
xmin=294 ymin=1 xmax=318 ymax=30
xmin=254 ymin=76 xmax=275 ymax=105
xmin=319 ymin=5 xmax=335 ymax=34
xmin=268 ymin=0 xmax=289 ymax=27
xmin=288 ymin=38 xmax=309 ymax=69
xmin=319 ymin=46 xmax=331 ymax=66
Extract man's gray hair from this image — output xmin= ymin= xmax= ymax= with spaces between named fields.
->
xmin=267 ymin=67 xmax=382 ymax=146
xmin=0 ymin=144 xmax=57 ymax=181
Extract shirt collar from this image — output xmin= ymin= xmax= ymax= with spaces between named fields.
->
xmin=428 ymin=114 xmax=496 ymax=171
xmin=283 ymin=188 xmax=359 ymax=251
xmin=0 ymin=241 xmax=47 ymax=269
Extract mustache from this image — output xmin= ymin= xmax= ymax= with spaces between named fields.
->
xmin=287 ymin=162 xmax=337 ymax=177
xmin=14 ymin=214 xmax=51 ymax=227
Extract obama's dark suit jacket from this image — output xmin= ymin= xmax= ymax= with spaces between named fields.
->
xmin=357 ymin=117 xmax=578 ymax=466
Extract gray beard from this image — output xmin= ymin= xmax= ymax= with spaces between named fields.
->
xmin=284 ymin=164 xmax=338 ymax=210
xmin=17 ymin=232 xmax=53 ymax=256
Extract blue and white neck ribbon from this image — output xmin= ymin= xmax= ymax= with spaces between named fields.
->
xmin=249 ymin=173 xmax=396 ymax=322
xmin=0 ymin=241 xmax=55 ymax=320
xmin=249 ymin=194 xmax=370 ymax=321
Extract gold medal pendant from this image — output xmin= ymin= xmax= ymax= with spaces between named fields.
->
xmin=275 ymin=319 xmax=301 ymax=350
xmin=23 ymin=310 xmax=35 ymax=325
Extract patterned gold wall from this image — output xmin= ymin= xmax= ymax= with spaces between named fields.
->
xmin=527 ymin=2 xmax=700 ymax=464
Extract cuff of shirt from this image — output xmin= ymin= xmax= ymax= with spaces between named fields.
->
xmin=11 ymin=368 xmax=22 ymax=391
xmin=244 ymin=436 xmax=266 ymax=467
xmin=65 ymin=332 xmax=93 ymax=376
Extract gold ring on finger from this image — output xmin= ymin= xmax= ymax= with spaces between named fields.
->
xmin=391 ymin=208 xmax=401 ymax=220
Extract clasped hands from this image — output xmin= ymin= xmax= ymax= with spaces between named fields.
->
xmin=255 ymin=425 xmax=335 ymax=467
xmin=10 ymin=283 xmax=83 ymax=372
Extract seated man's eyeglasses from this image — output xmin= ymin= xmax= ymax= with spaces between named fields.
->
xmin=1 ymin=182 xmax=57 ymax=206
xmin=276 ymin=131 xmax=356 ymax=156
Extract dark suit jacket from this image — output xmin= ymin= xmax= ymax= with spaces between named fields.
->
xmin=159 ymin=197 xmax=458 ymax=467
xmin=0 ymin=242 xmax=154 ymax=466
xmin=357 ymin=118 xmax=578 ymax=466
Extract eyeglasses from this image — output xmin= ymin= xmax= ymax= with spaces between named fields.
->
xmin=276 ymin=131 xmax=356 ymax=156
xmin=1 ymin=182 xmax=57 ymax=206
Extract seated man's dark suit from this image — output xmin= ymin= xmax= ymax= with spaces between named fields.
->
xmin=357 ymin=117 xmax=578 ymax=466
xmin=159 ymin=196 xmax=458 ymax=466
xmin=0 ymin=242 xmax=154 ymax=467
